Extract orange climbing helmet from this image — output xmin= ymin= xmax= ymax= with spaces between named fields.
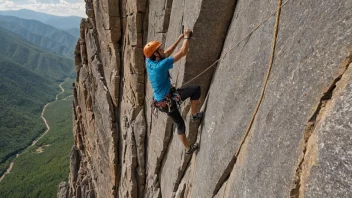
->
xmin=144 ymin=41 xmax=162 ymax=58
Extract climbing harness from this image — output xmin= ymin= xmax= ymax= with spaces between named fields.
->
xmin=151 ymin=88 xmax=183 ymax=118
xmin=149 ymin=3 xmax=290 ymax=194
xmin=183 ymin=0 xmax=289 ymax=197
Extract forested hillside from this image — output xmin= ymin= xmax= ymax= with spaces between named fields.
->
xmin=0 ymin=78 xmax=74 ymax=198
xmin=0 ymin=27 xmax=75 ymax=81
xmin=0 ymin=25 xmax=75 ymax=176
xmin=0 ymin=57 xmax=58 ymax=172
xmin=0 ymin=15 xmax=77 ymax=58
xmin=64 ymin=28 xmax=80 ymax=38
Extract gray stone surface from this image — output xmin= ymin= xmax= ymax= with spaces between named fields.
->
xmin=134 ymin=110 xmax=147 ymax=196
xmin=158 ymin=0 xmax=237 ymax=197
xmin=144 ymin=1 xmax=177 ymax=197
xmin=92 ymin=0 xmax=122 ymax=107
xmin=144 ymin=114 xmax=173 ymax=197
xmin=118 ymin=123 xmax=138 ymax=198
xmin=159 ymin=115 xmax=194 ymax=198
xmin=84 ymin=56 xmax=118 ymax=198
xmin=58 ymin=181 xmax=69 ymax=198
xmin=68 ymin=0 xmax=352 ymax=197
xmin=118 ymin=0 xmax=148 ymax=197
xmin=69 ymin=146 xmax=80 ymax=197
xmin=222 ymin=0 xmax=352 ymax=197
xmin=147 ymin=0 xmax=173 ymax=42
xmin=174 ymin=158 xmax=193 ymax=198
xmin=302 ymin=64 xmax=352 ymax=198
xmin=213 ymin=180 xmax=226 ymax=198
xmin=70 ymin=16 xmax=118 ymax=197
xmin=166 ymin=0 xmax=236 ymax=89
xmin=188 ymin=0 xmax=278 ymax=197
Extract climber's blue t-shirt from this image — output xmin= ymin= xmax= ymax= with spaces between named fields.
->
xmin=146 ymin=56 xmax=174 ymax=102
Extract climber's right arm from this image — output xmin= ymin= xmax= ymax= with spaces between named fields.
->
xmin=173 ymin=29 xmax=191 ymax=63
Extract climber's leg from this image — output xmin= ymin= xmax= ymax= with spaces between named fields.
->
xmin=177 ymin=85 xmax=203 ymax=120
xmin=167 ymin=107 xmax=189 ymax=149
xmin=168 ymin=108 xmax=198 ymax=154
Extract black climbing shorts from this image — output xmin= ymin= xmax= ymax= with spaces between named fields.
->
xmin=177 ymin=85 xmax=201 ymax=101
xmin=159 ymin=85 xmax=201 ymax=135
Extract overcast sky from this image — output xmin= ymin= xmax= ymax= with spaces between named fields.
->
xmin=0 ymin=0 xmax=85 ymax=17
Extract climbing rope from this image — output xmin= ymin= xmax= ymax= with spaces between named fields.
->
xmin=150 ymin=0 xmax=289 ymax=194
xmin=183 ymin=0 xmax=288 ymax=196
xmin=235 ymin=0 xmax=283 ymax=157
xmin=182 ymin=0 xmax=289 ymax=87
xmin=221 ymin=0 xmax=283 ymax=196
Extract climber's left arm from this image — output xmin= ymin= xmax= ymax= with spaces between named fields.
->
xmin=164 ymin=34 xmax=184 ymax=57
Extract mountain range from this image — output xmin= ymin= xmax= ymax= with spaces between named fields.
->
xmin=0 ymin=9 xmax=81 ymax=38
xmin=0 ymin=25 xmax=75 ymax=168
xmin=0 ymin=15 xmax=77 ymax=59
xmin=0 ymin=27 xmax=75 ymax=80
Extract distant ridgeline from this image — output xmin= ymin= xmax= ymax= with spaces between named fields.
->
xmin=0 ymin=15 xmax=77 ymax=59
xmin=0 ymin=9 xmax=81 ymax=38
xmin=0 ymin=24 xmax=75 ymax=173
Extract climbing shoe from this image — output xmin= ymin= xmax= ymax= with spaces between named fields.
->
xmin=191 ymin=112 xmax=204 ymax=122
xmin=186 ymin=143 xmax=199 ymax=155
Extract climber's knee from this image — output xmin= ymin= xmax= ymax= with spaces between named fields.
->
xmin=191 ymin=85 xmax=201 ymax=100
xmin=168 ymin=108 xmax=186 ymax=135
xmin=176 ymin=119 xmax=186 ymax=135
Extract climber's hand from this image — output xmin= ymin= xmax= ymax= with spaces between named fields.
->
xmin=184 ymin=28 xmax=191 ymax=39
xmin=178 ymin=34 xmax=184 ymax=41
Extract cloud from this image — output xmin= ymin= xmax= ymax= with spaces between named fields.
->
xmin=59 ymin=0 xmax=69 ymax=5
xmin=0 ymin=1 xmax=16 ymax=8
xmin=0 ymin=0 xmax=86 ymax=17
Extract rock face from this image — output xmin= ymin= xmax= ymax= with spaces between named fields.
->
xmin=68 ymin=0 xmax=352 ymax=197
xmin=58 ymin=181 xmax=69 ymax=198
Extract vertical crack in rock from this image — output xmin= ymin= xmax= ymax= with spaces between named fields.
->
xmin=115 ymin=107 xmax=122 ymax=196
xmin=290 ymin=54 xmax=352 ymax=198
xmin=157 ymin=0 xmax=238 ymax=196
xmin=117 ymin=0 xmax=147 ymax=197
xmin=116 ymin=0 xmax=125 ymax=194
xmin=142 ymin=3 xmax=150 ymax=192
xmin=170 ymin=4 xmax=236 ymax=187
xmin=152 ymin=122 xmax=174 ymax=191
xmin=70 ymin=0 xmax=122 ymax=196
xmin=212 ymin=0 xmax=284 ymax=196
xmin=131 ymin=129 xmax=140 ymax=197
xmin=140 ymin=2 xmax=149 ymax=196
xmin=211 ymin=158 xmax=236 ymax=197
xmin=116 ymin=0 xmax=127 ymax=194
xmin=134 ymin=110 xmax=147 ymax=196
xmin=163 ymin=0 xmax=173 ymax=32
xmin=143 ymin=0 xmax=176 ymax=197
xmin=68 ymin=0 xmax=352 ymax=197
xmin=115 ymin=20 xmax=124 ymax=197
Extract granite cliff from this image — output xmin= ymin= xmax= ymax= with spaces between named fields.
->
xmin=64 ymin=0 xmax=352 ymax=197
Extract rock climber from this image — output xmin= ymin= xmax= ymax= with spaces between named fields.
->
xmin=144 ymin=28 xmax=203 ymax=155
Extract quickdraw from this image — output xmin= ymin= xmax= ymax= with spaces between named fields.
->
xmin=172 ymin=91 xmax=182 ymax=106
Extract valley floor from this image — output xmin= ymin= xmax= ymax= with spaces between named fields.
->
xmin=0 ymin=78 xmax=74 ymax=197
